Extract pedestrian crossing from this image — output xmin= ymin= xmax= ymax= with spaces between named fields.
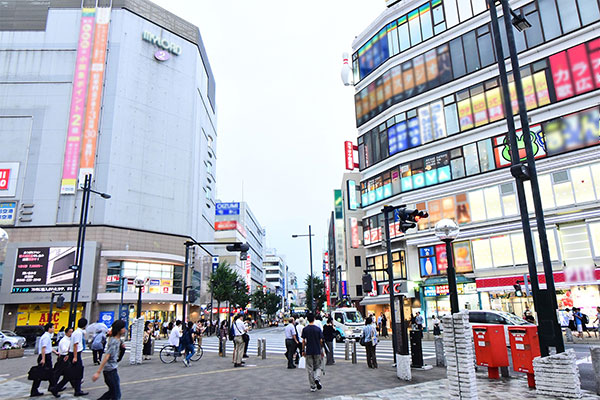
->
xmin=132 ymin=336 xmax=438 ymax=363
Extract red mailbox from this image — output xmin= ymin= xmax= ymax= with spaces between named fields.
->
xmin=472 ymin=325 xmax=509 ymax=379
xmin=508 ymin=325 xmax=541 ymax=388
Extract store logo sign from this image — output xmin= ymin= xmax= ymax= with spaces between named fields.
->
xmin=142 ymin=31 xmax=181 ymax=55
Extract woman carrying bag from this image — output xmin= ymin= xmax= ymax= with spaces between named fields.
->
xmin=362 ymin=316 xmax=378 ymax=369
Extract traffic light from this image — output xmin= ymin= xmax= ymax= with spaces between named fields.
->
xmin=56 ymin=294 xmax=65 ymax=309
xmin=226 ymin=242 xmax=249 ymax=260
xmin=362 ymin=274 xmax=373 ymax=292
xmin=396 ymin=208 xmax=429 ymax=233
xmin=513 ymin=284 xmax=523 ymax=297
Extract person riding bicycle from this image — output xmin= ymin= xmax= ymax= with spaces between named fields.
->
xmin=180 ymin=321 xmax=196 ymax=367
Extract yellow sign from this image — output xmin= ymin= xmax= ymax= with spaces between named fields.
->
xmin=17 ymin=303 xmax=83 ymax=330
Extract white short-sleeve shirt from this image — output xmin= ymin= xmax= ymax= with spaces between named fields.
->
xmin=69 ymin=328 xmax=84 ymax=353
xmin=38 ymin=332 xmax=53 ymax=354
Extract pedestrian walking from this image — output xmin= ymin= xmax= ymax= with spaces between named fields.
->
xmin=143 ymin=321 xmax=153 ymax=360
xmin=573 ymin=307 xmax=591 ymax=338
xmin=301 ymin=313 xmax=324 ymax=392
xmin=169 ymin=320 xmax=182 ymax=351
xmin=232 ymin=314 xmax=247 ymax=367
xmin=284 ymin=317 xmax=299 ymax=369
xmin=377 ymin=313 xmax=382 ymax=335
xmin=54 ymin=318 xmax=88 ymax=396
xmin=432 ymin=315 xmax=441 ymax=336
xmin=180 ymin=321 xmax=196 ymax=367
xmin=363 ymin=316 xmax=378 ymax=368
xmin=381 ymin=313 xmax=388 ymax=337
xmin=243 ymin=317 xmax=250 ymax=358
xmin=53 ymin=327 xmax=72 ymax=394
xmin=92 ymin=319 xmax=126 ymax=400
xmin=218 ymin=320 xmax=228 ymax=356
xmin=415 ymin=312 xmax=424 ymax=331
xmin=91 ymin=328 xmax=106 ymax=366
xmin=323 ymin=317 xmax=336 ymax=365
xmin=30 ymin=322 xmax=60 ymax=398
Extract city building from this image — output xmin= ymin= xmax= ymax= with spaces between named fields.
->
xmin=287 ymin=271 xmax=298 ymax=306
xmin=350 ymin=0 xmax=600 ymax=330
xmin=213 ymin=201 xmax=266 ymax=295
xmin=264 ymin=248 xmax=288 ymax=312
xmin=0 ymin=0 xmax=217 ymax=329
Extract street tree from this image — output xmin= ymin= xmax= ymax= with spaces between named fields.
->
xmin=208 ymin=262 xmax=237 ymax=322
xmin=304 ymin=275 xmax=326 ymax=312
xmin=264 ymin=292 xmax=281 ymax=318
xmin=230 ymin=276 xmax=250 ymax=312
xmin=251 ymin=289 xmax=267 ymax=313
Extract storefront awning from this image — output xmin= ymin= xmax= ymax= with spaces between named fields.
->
xmin=422 ymin=275 xmax=474 ymax=286
xmin=476 ymin=269 xmax=600 ymax=292
xmin=359 ymin=295 xmax=392 ymax=306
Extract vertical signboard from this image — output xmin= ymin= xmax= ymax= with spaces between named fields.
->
xmin=79 ymin=7 xmax=111 ymax=184
xmin=61 ymin=8 xmax=96 ymax=194
xmin=549 ymin=51 xmax=574 ymax=101
xmin=245 ymin=254 xmax=252 ymax=294
xmin=347 ymin=180 xmax=358 ymax=210
xmin=350 ymin=217 xmax=360 ymax=248
xmin=333 ymin=190 xmax=346 ymax=274
xmin=344 ymin=141 xmax=355 ymax=170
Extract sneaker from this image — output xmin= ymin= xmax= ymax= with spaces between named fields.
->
xmin=315 ymin=380 xmax=322 ymax=390
xmin=183 ymin=358 xmax=189 ymax=367
xmin=310 ymin=387 xmax=317 ymax=392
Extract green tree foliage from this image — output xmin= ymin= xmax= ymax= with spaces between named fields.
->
xmin=265 ymin=293 xmax=281 ymax=318
xmin=231 ymin=276 xmax=250 ymax=309
xmin=208 ymin=262 xmax=237 ymax=320
xmin=251 ymin=289 xmax=267 ymax=313
xmin=304 ymin=275 xmax=326 ymax=312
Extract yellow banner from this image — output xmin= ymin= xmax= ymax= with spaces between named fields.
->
xmin=17 ymin=304 xmax=83 ymax=330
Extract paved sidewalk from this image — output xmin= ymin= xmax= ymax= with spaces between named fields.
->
xmin=324 ymin=373 xmax=600 ymax=400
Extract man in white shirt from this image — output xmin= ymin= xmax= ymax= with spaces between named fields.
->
xmin=232 ymin=314 xmax=247 ymax=367
xmin=30 ymin=322 xmax=60 ymax=397
xmin=53 ymin=327 xmax=73 ymax=394
xmin=65 ymin=318 xmax=88 ymax=397
xmin=169 ymin=320 xmax=183 ymax=349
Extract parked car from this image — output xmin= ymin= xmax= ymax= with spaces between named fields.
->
xmin=468 ymin=310 xmax=533 ymax=345
xmin=14 ymin=325 xmax=45 ymax=348
xmin=0 ymin=330 xmax=26 ymax=348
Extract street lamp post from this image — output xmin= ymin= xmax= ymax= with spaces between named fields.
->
xmin=68 ymin=174 xmax=110 ymax=328
xmin=292 ymin=225 xmax=315 ymax=314
xmin=488 ymin=0 xmax=564 ymax=355
xmin=434 ymin=220 xmax=461 ymax=314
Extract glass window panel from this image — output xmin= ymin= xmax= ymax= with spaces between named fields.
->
xmin=534 ymin=230 xmax=559 ymax=261
xmin=451 ymin=157 xmax=466 ymax=179
xmin=445 ymin=0 xmax=460 ymax=27
xmin=591 ymin=163 xmax=600 ymax=198
xmin=523 ymin=182 xmax=535 ymax=212
xmin=589 ymin=222 xmax=600 ymax=257
xmin=463 ymin=31 xmax=480 ymax=73
xmin=477 ymin=31 xmax=495 ymax=67
xmin=457 ymin=0 xmax=473 ymax=21
xmin=577 ymin=0 xmax=600 ymax=25
xmin=420 ymin=6 xmax=434 ymax=41
xmin=556 ymin=0 xmax=581 ymax=33
xmin=571 ymin=166 xmax=596 ymax=203
xmin=491 ymin=235 xmax=513 ymax=266
xmin=472 ymin=238 xmax=493 ymax=269
xmin=477 ymin=140 xmax=495 ymax=172
xmin=511 ymin=233 xmax=528 ymax=265
xmin=398 ymin=20 xmax=411 ymax=52
xmin=538 ymin=0 xmax=562 ymax=40
xmin=484 ymin=186 xmax=503 ymax=219
xmin=409 ymin=10 xmax=422 ymax=46
xmin=554 ymin=181 xmax=575 ymax=207
xmin=444 ymin=103 xmax=460 ymax=135
xmin=450 ymin=37 xmax=466 ymax=78
xmin=389 ymin=23 xmax=400 ymax=56
xmin=441 ymin=196 xmax=456 ymax=220
xmin=468 ymin=190 xmax=487 ymax=221
xmin=524 ymin=11 xmax=544 ymax=48
xmin=463 ymin=143 xmax=480 ymax=176
xmin=472 ymin=0 xmax=487 ymax=14
xmin=502 ymin=193 xmax=518 ymax=216
xmin=433 ymin=5 xmax=444 ymax=24
xmin=434 ymin=22 xmax=446 ymax=35
xmin=538 ymin=174 xmax=555 ymax=209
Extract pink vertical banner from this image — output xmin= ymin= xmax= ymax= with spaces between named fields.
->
xmin=60 ymin=8 xmax=96 ymax=194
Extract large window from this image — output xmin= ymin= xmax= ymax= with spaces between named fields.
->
xmin=112 ymin=261 xmax=184 ymax=294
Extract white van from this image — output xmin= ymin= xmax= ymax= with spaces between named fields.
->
xmin=468 ymin=310 xmax=533 ymax=345
xmin=332 ymin=308 xmax=365 ymax=342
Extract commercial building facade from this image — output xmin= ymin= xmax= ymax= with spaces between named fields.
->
xmin=351 ymin=0 xmax=600 ymax=330
xmin=0 ymin=0 xmax=217 ymax=329
xmin=264 ymin=248 xmax=288 ymax=312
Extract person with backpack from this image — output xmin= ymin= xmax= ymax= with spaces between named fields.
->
xmin=573 ymin=307 xmax=591 ymax=338
xmin=362 ymin=316 xmax=378 ymax=368
xmin=92 ymin=320 xmax=126 ymax=400
xmin=180 ymin=321 xmax=196 ymax=367
xmin=91 ymin=328 xmax=107 ymax=365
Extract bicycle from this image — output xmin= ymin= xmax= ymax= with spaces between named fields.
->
xmin=159 ymin=343 xmax=203 ymax=364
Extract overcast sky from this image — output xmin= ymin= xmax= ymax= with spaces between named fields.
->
xmin=153 ymin=0 xmax=384 ymax=287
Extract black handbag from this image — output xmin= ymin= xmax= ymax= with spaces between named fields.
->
xmin=27 ymin=365 xmax=52 ymax=381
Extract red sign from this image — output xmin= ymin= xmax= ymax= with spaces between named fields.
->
xmin=435 ymin=244 xmax=448 ymax=273
xmin=350 ymin=217 xmax=360 ymax=248
xmin=436 ymin=285 xmax=449 ymax=295
xmin=106 ymin=275 xmax=120 ymax=282
xmin=567 ymin=44 xmax=594 ymax=95
xmin=344 ymin=141 xmax=355 ymax=170
xmin=325 ymin=272 xmax=331 ymax=306
xmin=381 ymin=282 xmax=405 ymax=295
xmin=589 ymin=38 xmax=600 ymax=87
xmin=215 ymin=220 xmax=236 ymax=231
xmin=0 ymin=169 xmax=9 ymax=190
xmin=549 ymin=51 xmax=574 ymax=100
xmin=367 ymin=278 xmax=378 ymax=296
xmin=245 ymin=254 xmax=252 ymax=294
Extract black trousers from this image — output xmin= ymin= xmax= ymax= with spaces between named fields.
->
xmin=31 ymin=354 xmax=56 ymax=395
xmin=285 ymin=339 xmax=296 ymax=367
xmin=365 ymin=342 xmax=378 ymax=368
xmin=243 ymin=333 xmax=249 ymax=356
xmin=93 ymin=349 xmax=104 ymax=364
xmin=58 ymin=352 xmax=83 ymax=392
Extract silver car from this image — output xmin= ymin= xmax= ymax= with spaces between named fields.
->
xmin=0 ymin=330 xmax=26 ymax=348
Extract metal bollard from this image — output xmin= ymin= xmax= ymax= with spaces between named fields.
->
xmin=591 ymin=346 xmax=600 ymax=395
xmin=351 ymin=339 xmax=357 ymax=364
xmin=257 ymin=338 xmax=262 ymax=356
xmin=565 ymin=327 xmax=574 ymax=343
xmin=221 ymin=337 xmax=227 ymax=357
xmin=261 ymin=338 xmax=267 ymax=359
xmin=344 ymin=339 xmax=350 ymax=360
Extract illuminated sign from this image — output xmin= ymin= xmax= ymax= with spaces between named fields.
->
xmin=350 ymin=217 xmax=360 ymax=248
xmin=142 ymin=31 xmax=182 ymax=55
xmin=423 ymin=286 xmax=436 ymax=296
xmin=334 ymin=190 xmax=343 ymax=219
xmin=245 ymin=254 xmax=252 ymax=294
xmin=344 ymin=141 xmax=355 ymax=170
xmin=0 ymin=169 xmax=10 ymax=190
xmin=12 ymin=247 xmax=77 ymax=293
xmin=347 ymin=180 xmax=359 ymax=210
xmin=216 ymin=202 xmax=240 ymax=215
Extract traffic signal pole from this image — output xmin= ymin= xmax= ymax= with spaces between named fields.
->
xmin=383 ymin=207 xmax=399 ymax=365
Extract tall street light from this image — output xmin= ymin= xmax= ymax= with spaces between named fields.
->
xmin=434 ymin=220 xmax=460 ymax=314
xmin=488 ymin=0 xmax=564 ymax=356
xmin=134 ymin=276 xmax=146 ymax=319
xmin=292 ymin=225 xmax=315 ymax=314
xmin=68 ymin=174 xmax=111 ymax=328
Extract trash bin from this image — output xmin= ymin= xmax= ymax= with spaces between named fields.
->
xmin=410 ymin=330 xmax=423 ymax=368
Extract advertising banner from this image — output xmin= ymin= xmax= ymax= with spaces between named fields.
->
xmin=549 ymin=51 xmax=574 ymax=101
xmin=452 ymin=241 xmax=473 ymax=273
xmin=485 ymin=87 xmax=503 ymax=122
xmin=341 ymin=281 xmax=347 ymax=297
xmin=567 ymin=44 xmax=594 ymax=95
xmin=99 ymin=311 xmax=114 ymax=328
xmin=246 ymin=254 xmax=252 ymax=294
xmin=347 ymin=180 xmax=358 ymax=210
xmin=344 ymin=141 xmax=355 ymax=170
xmin=334 ymin=190 xmax=343 ymax=219
xmin=0 ymin=162 xmax=19 ymax=197
xmin=0 ymin=201 xmax=17 ymax=226
xmin=216 ymin=202 xmax=240 ymax=215
xmin=430 ymin=101 xmax=446 ymax=140
xmin=79 ymin=7 xmax=111 ymax=184
xmin=17 ymin=304 xmax=83 ymax=329
xmin=12 ymin=247 xmax=76 ymax=293
xmin=350 ymin=217 xmax=360 ymax=248
xmin=61 ymin=8 xmax=96 ymax=194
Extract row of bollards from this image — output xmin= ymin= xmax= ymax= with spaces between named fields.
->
xmin=343 ymin=339 xmax=357 ymax=364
